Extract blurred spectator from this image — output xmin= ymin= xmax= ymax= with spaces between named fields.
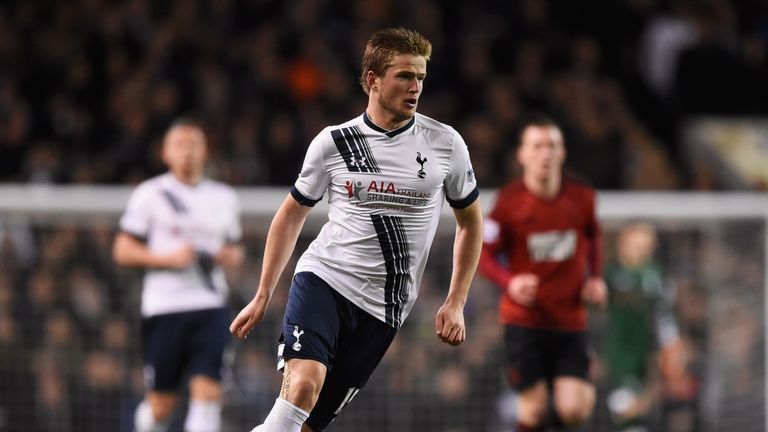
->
xmin=0 ymin=309 xmax=35 ymax=431
xmin=72 ymin=349 xmax=128 ymax=432
xmin=34 ymin=350 xmax=73 ymax=432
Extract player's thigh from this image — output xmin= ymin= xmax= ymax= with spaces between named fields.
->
xmin=551 ymin=329 xmax=591 ymax=382
xmin=550 ymin=330 xmax=595 ymax=422
xmin=141 ymin=312 xmax=190 ymax=391
xmin=278 ymin=272 xmax=344 ymax=370
xmin=305 ymin=310 xmax=397 ymax=432
xmin=503 ymin=324 xmax=548 ymax=391
xmin=186 ymin=308 xmax=231 ymax=385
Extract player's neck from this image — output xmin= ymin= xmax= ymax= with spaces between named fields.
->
xmin=171 ymin=170 xmax=202 ymax=186
xmin=365 ymin=106 xmax=411 ymax=131
xmin=523 ymin=173 xmax=561 ymax=199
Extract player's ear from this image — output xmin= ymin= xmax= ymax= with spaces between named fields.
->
xmin=366 ymin=71 xmax=380 ymax=92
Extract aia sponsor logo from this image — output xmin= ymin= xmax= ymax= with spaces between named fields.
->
xmin=345 ymin=180 xmax=398 ymax=200
xmin=343 ymin=178 xmax=432 ymax=212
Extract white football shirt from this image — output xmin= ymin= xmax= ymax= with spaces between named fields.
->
xmin=119 ymin=173 xmax=242 ymax=317
xmin=293 ymin=113 xmax=478 ymax=328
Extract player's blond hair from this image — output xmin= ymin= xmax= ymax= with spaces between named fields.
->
xmin=359 ymin=27 xmax=432 ymax=94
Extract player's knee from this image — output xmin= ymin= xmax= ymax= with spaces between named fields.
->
xmin=189 ymin=375 xmax=222 ymax=401
xmin=288 ymin=375 xmax=323 ymax=407
xmin=517 ymin=400 xmax=548 ymax=426
xmin=517 ymin=384 xmax=549 ymax=426
xmin=554 ymin=400 xmax=592 ymax=426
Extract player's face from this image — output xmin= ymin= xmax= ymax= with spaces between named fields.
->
xmin=373 ymin=53 xmax=427 ymax=124
xmin=162 ymin=125 xmax=207 ymax=183
xmin=517 ymin=125 xmax=565 ymax=181
xmin=619 ymin=225 xmax=657 ymax=267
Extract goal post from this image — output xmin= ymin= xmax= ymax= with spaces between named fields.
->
xmin=0 ymin=185 xmax=765 ymax=432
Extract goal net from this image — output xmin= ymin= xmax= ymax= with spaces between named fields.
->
xmin=0 ymin=186 xmax=764 ymax=432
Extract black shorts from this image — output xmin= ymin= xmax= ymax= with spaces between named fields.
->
xmin=503 ymin=324 xmax=591 ymax=391
xmin=141 ymin=307 xmax=231 ymax=391
xmin=278 ymin=272 xmax=397 ymax=431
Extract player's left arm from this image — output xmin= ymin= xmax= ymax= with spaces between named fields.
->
xmin=581 ymin=190 xmax=607 ymax=307
xmin=435 ymin=199 xmax=483 ymax=346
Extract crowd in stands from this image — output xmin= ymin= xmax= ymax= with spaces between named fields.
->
xmin=1 ymin=0 xmax=767 ymax=189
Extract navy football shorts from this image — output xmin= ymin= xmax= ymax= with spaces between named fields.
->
xmin=503 ymin=324 xmax=591 ymax=391
xmin=141 ymin=307 xmax=231 ymax=391
xmin=279 ymin=272 xmax=397 ymax=431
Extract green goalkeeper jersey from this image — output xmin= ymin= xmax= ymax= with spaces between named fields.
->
xmin=603 ymin=260 xmax=678 ymax=389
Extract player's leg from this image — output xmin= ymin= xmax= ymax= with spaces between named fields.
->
xmin=281 ymin=358 xmax=328 ymax=411
xmin=515 ymin=381 xmax=550 ymax=430
xmin=136 ymin=313 xmax=187 ymax=432
xmin=503 ymin=324 xmax=550 ymax=431
xmin=136 ymin=391 xmax=178 ymax=432
xmin=184 ymin=308 xmax=231 ymax=432
xmin=255 ymin=359 xmax=326 ymax=432
xmin=252 ymin=272 xmax=341 ymax=432
xmin=302 ymin=300 xmax=397 ymax=432
xmin=551 ymin=329 xmax=595 ymax=428
xmin=186 ymin=376 xmax=223 ymax=432
xmin=552 ymin=377 xmax=595 ymax=426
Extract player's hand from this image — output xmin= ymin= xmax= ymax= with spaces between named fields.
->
xmin=435 ymin=299 xmax=466 ymax=346
xmin=507 ymin=274 xmax=539 ymax=307
xmin=229 ymin=294 xmax=269 ymax=340
xmin=581 ymin=276 xmax=607 ymax=308
xmin=215 ymin=245 xmax=244 ymax=269
xmin=161 ymin=245 xmax=196 ymax=268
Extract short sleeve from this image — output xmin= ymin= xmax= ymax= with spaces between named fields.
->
xmin=293 ymin=130 xmax=330 ymax=206
xmin=119 ymin=184 xmax=153 ymax=239
xmin=444 ymin=132 xmax=479 ymax=209
xmin=226 ymin=189 xmax=243 ymax=243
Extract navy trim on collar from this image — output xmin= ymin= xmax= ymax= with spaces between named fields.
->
xmin=363 ymin=113 xmax=415 ymax=138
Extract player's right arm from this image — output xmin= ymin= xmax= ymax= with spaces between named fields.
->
xmin=230 ymin=194 xmax=312 ymax=339
xmin=507 ymin=273 xmax=539 ymax=307
xmin=113 ymin=181 xmax=196 ymax=269
xmin=112 ymin=232 xmax=195 ymax=268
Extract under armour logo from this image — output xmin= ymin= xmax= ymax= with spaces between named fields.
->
xmin=352 ymin=156 xmax=367 ymax=168
xmin=416 ymin=152 xmax=428 ymax=179
xmin=292 ymin=326 xmax=305 ymax=351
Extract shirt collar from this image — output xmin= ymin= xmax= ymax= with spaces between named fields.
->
xmin=363 ymin=112 xmax=415 ymax=138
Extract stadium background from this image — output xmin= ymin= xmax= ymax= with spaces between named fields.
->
xmin=0 ymin=0 xmax=767 ymax=431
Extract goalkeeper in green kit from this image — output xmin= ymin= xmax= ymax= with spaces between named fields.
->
xmin=600 ymin=222 xmax=685 ymax=431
